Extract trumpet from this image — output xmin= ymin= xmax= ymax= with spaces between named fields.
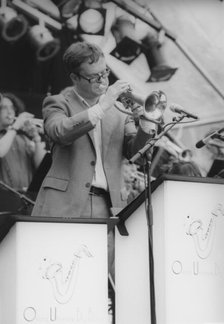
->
xmin=117 ymin=89 xmax=167 ymax=124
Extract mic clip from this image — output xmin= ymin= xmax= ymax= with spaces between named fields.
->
xmin=214 ymin=133 xmax=224 ymax=141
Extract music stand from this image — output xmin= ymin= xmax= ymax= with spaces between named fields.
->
xmin=26 ymin=152 xmax=52 ymax=200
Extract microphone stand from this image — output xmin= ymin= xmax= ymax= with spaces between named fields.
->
xmin=130 ymin=115 xmax=186 ymax=164
xmin=129 ymin=114 xmax=186 ymax=324
xmin=0 ymin=180 xmax=35 ymax=209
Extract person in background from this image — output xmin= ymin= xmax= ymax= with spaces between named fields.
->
xmin=150 ymin=134 xmax=200 ymax=179
xmin=159 ymin=145 xmax=202 ymax=177
xmin=31 ymin=41 xmax=158 ymax=283
xmin=205 ymin=129 xmax=224 ymax=177
xmin=122 ymin=158 xmax=145 ymax=203
xmin=194 ymin=127 xmax=224 ymax=177
xmin=0 ymin=92 xmax=47 ymax=193
xmin=164 ymin=159 xmax=202 ymax=177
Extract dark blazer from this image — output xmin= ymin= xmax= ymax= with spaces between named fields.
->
xmin=31 ymin=89 xmax=151 ymax=218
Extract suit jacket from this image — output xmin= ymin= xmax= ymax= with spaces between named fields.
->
xmin=31 ymin=89 xmax=151 ymax=218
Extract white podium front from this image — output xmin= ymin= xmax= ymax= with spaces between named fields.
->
xmin=115 ymin=175 xmax=224 ymax=324
xmin=0 ymin=215 xmax=115 ymax=324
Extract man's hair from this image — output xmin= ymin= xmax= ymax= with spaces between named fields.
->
xmin=63 ymin=41 xmax=104 ymax=75
xmin=1 ymin=92 xmax=25 ymax=116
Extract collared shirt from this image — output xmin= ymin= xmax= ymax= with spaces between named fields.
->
xmin=72 ymin=89 xmax=108 ymax=190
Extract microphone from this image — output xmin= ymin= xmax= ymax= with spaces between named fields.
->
xmin=170 ymin=104 xmax=199 ymax=120
xmin=195 ymin=127 xmax=224 ymax=148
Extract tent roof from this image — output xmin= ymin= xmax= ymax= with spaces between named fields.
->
xmin=145 ymin=0 xmax=224 ymax=121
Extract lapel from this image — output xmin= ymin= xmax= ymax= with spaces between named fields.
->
xmin=65 ymin=89 xmax=95 ymax=150
xmin=101 ymin=108 xmax=116 ymax=160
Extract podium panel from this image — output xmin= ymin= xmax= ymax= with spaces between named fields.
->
xmin=153 ymin=178 xmax=224 ymax=324
xmin=0 ymin=217 xmax=109 ymax=324
xmin=115 ymin=203 xmax=151 ymax=324
xmin=115 ymin=175 xmax=224 ymax=324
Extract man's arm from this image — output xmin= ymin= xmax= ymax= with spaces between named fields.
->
xmin=43 ymin=95 xmax=95 ymax=145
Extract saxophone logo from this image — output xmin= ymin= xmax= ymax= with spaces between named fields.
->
xmin=40 ymin=244 xmax=93 ymax=304
xmin=185 ymin=204 xmax=224 ymax=259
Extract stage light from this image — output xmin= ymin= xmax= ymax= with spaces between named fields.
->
xmin=142 ymin=32 xmax=178 ymax=82
xmin=28 ymin=24 xmax=60 ymax=62
xmin=0 ymin=5 xmax=28 ymax=42
xmin=110 ymin=16 xmax=142 ymax=64
xmin=77 ymin=4 xmax=106 ymax=35
xmin=58 ymin=0 xmax=82 ymax=19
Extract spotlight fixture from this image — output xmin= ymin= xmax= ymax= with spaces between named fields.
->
xmin=77 ymin=4 xmax=106 ymax=35
xmin=110 ymin=36 xmax=142 ymax=65
xmin=28 ymin=24 xmax=60 ymax=62
xmin=142 ymin=32 xmax=178 ymax=82
xmin=58 ymin=0 xmax=82 ymax=19
xmin=0 ymin=5 xmax=28 ymax=42
xmin=110 ymin=16 xmax=142 ymax=65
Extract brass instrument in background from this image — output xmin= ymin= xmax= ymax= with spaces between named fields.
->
xmin=14 ymin=117 xmax=43 ymax=128
xmin=13 ymin=117 xmax=44 ymax=140
xmin=117 ymin=89 xmax=167 ymax=124
xmin=29 ymin=118 xmax=43 ymax=128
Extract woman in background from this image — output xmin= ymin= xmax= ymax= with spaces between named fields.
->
xmin=0 ymin=92 xmax=46 ymax=193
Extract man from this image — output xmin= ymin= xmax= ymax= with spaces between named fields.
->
xmin=31 ymin=41 xmax=157 ymax=283
xmin=32 ymin=40 xmax=156 ymax=218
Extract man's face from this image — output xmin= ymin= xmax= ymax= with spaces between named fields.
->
xmin=0 ymin=97 xmax=15 ymax=129
xmin=73 ymin=56 xmax=109 ymax=99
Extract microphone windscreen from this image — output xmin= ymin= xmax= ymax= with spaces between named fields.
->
xmin=195 ymin=140 xmax=204 ymax=148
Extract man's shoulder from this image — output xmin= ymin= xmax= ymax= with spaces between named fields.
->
xmin=43 ymin=89 xmax=82 ymax=108
xmin=43 ymin=93 xmax=66 ymax=106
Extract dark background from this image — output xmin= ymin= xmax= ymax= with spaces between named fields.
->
xmin=0 ymin=22 xmax=74 ymax=117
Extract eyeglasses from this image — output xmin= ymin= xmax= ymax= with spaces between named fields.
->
xmin=78 ymin=68 xmax=111 ymax=83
